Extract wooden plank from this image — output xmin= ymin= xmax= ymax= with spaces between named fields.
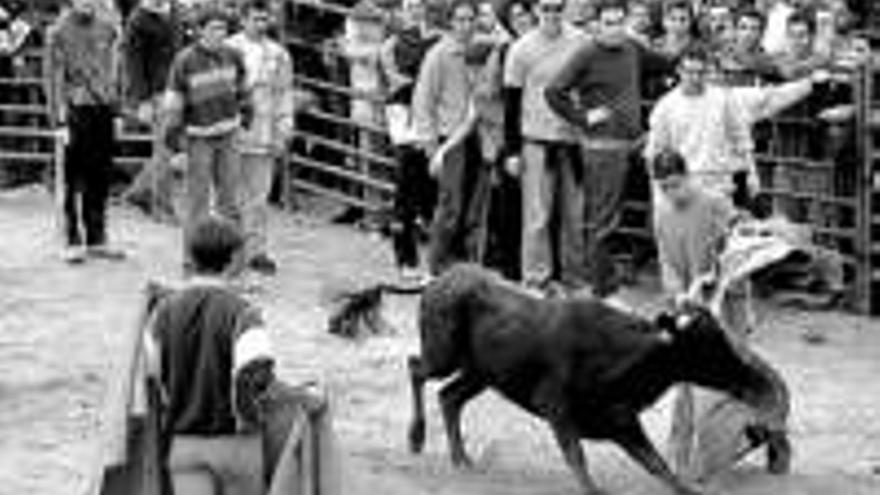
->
xmin=0 ymin=77 xmax=44 ymax=87
xmin=0 ymin=126 xmax=54 ymax=138
xmin=290 ymin=151 xmax=394 ymax=192
xmin=0 ymin=151 xmax=52 ymax=162
xmin=757 ymin=188 xmax=858 ymax=207
xmin=293 ymin=74 xmax=386 ymax=105
xmin=291 ymin=177 xmax=388 ymax=211
xmin=302 ymin=107 xmax=389 ymax=136
xmin=0 ymin=104 xmax=47 ymax=115
xmin=291 ymin=128 xmax=395 ymax=168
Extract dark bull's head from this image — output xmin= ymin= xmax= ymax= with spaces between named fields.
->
xmin=655 ymin=305 xmax=789 ymax=432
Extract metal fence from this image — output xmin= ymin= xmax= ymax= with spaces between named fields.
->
xmin=0 ymin=0 xmax=876 ymax=314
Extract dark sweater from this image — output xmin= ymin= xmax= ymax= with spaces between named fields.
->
xmin=545 ymin=39 xmax=673 ymax=140
xmin=152 ymin=285 xmax=263 ymax=435
xmin=122 ymin=6 xmax=180 ymax=104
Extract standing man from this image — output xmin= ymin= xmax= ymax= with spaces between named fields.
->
xmin=503 ymin=0 xmax=587 ymax=292
xmin=227 ymin=0 xmax=295 ymax=276
xmin=644 ymin=46 xmax=825 ymax=207
xmin=46 ymin=0 xmax=126 ymax=264
xmin=411 ymin=0 xmax=479 ymax=275
xmin=165 ymin=8 xmax=251 ymax=272
xmin=546 ymin=0 xmax=673 ymax=300
xmin=120 ymin=0 xmax=181 ymax=223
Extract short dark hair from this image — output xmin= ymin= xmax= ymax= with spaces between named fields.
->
xmin=242 ymin=0 xmax=271 ymax=15
xmin=594 ymin=0 xmax=628 ymax=16
xmin=195 ymin=7 xmax=230 ymax=28
xmin=736 ymin=8 xmax=765 ymax=29
xmin=787 ymin=10 xmax=816 ymax=33
xmin=187 ymin=217 xmax=245 ymax=274
xmin=652 ymin=148 xmax=688 ymax=180
xmin=447 ymin=0 xmax=478 ymax=20
xmin=663 ymin=0 xmax=691 ymax=17
xmin=679 ymin=44 xmax=710 ymax=65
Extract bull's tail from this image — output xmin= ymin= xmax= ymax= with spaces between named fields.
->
xmin=326 ymin=282 xmax=426 ymax=340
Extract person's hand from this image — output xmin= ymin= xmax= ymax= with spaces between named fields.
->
xmin=54 ymin=125 xmax=69 ymax=146
xmin=810 ymin=68 xmax=832 ymax=85
xmin=169 ymin=153 xmax=187 ymax=172
xmin=585 ymin=106 xmax=612 ymax=127
xmin=136 ymin=101 xmax=154 ymax=124
xmin=429 ymin=147 xmax=446 ymax=178
xmin=504 ymin=155 xmax=522 ymax=177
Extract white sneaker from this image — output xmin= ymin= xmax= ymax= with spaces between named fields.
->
xmin=87 ymin=244 xmax=127 ymax=261
xmin=602 ymin=294 xmax=633 ymax=313
xmin=62 ymin=246 xmax=87 ymax=265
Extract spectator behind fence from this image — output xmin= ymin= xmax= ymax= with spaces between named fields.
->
xmin=412 ymin=0 xmax=480 ymax=275
xmin=119 ymin=0 xmax=182 ymax=223
xmin=340 ymin=1 xmax=385 ymax=172
xmin=164 ymin=7 xmax=252 ymax=274
xmin=773 ymin=9 xmax=830 ymax=80
xmin=503 ymin=0 xmax=588 ymax=292
xmin=644 ymin=46 xmax=828 ymax=212
xmin=719 ymin=8 xmax=780 ymax=86
xmin=380 ymin=0 xmax=443 ymax=282
xmin=653 ymin=0 xmax=698 ymax=59
xmin=227 ymin=0 xmax=295 ymax=276
xmin=0 ymin=1 xmax=30 ymax=80
xmin=545 ymin=0 xmax=675 ymax=301
xmin=46 ymin=0 xmax=127 ymax=264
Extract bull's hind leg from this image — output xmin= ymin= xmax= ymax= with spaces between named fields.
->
xmin=408 ymin=355 xmax=430 ymax=454
xmin=439 ymin=371 xmax=486 ymax=467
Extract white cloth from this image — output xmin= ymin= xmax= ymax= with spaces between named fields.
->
xmin=762 ymin=2 xmax=795 ymax=55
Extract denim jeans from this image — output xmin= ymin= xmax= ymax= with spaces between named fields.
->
xmin=183 ymin=132 xmax=242 ymax=260
xmin=520 ymin=140 xmax=586 ymax=288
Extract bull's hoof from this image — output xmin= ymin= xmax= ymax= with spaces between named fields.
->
xmin=408 ymin=420 xmax=426 ymax=454
xmin=766 ymin=433 xmax=792 ymax=474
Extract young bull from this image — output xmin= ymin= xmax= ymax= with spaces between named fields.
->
xmin=408 ymin=264 xmax=790 ymax=495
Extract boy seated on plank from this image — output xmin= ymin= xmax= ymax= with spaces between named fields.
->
xmin=143 ymin=216 xmax=334 ymax=495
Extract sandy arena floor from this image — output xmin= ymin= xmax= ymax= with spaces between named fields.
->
xmin=1 ymin=186 xmax=879 ymax=495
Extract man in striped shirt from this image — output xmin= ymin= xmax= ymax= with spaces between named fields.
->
xmin=165 ymin=8 xmax=252 ymax=273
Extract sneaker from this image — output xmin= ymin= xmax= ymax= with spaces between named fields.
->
xmin=248 ymin=254 xmax=278 ymax=275
xmin=87 ymin=245 xmax=127 ymax=261
xmin=602 ymin=294 xmax=633 ymax=313
xmin=62 ymin=245 xmax=87 ymax=265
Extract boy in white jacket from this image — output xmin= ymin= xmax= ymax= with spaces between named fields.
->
xmin=227 ymin=0 xmax=295 ymax=275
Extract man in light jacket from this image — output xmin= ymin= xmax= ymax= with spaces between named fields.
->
xmin=226 ymin=0 xmax=294 ymax=275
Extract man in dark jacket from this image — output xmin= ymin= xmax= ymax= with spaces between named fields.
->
xmin=120 ymin=0 xmax=182 ymax=222
xmin=545 ymin=0 xmax=673 ymax=300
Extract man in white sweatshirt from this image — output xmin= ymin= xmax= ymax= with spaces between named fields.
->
xmin=227 ymin=0 xmax=295 ymax=275
xmin=645 ymin=45 xmax=827 ymax=208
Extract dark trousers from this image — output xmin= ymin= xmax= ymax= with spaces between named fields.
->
xmin=391 ymin=144 xmax=437 ymax=268
xmin=483 ymin=166 xmax=522 ymax=281
xmin=64 ymin=104 xmax=114 ymax=247
xmin=428 ymin=133 xmax=483 ymax=275
xmin=582 ymin=145 xmax=630 ymax=298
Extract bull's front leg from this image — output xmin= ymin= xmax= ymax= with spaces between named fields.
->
xmin=615 ymin=419 xmax=705 ymax=495
xmin=439 ymin=371 xmax=487 ymax=467
xmin=549 ymin=420 xmax=606 ymax=495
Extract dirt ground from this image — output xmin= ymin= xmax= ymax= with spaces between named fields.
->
xmin=1 ymin=186 xmax=880 ymax=495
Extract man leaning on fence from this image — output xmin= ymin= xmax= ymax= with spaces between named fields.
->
xmin=164 ymin=7 xmax=252 ymax=274
xmin=46 ymin=0 xmax=127 ymax=264
xmin=227 ymin=0 xmax=295 ymax=276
